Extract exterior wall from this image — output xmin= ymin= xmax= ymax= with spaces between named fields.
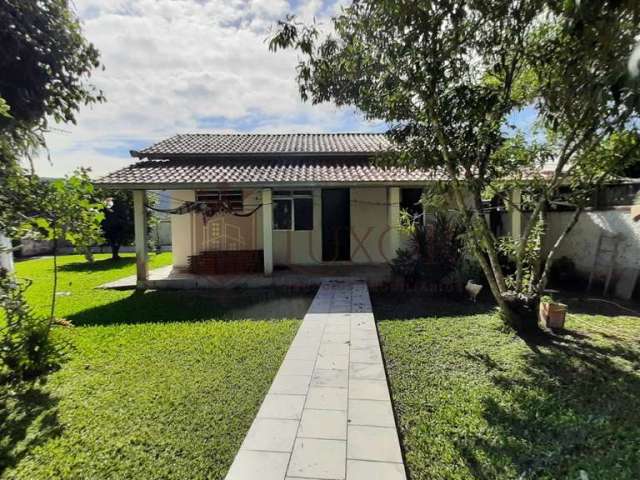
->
xmin=170 ymin=190 xmax=196 ymax=269
xmin=171 ymin=186 xmax=405 ymax=269
xmin=273 ymin=188 xmax=322 ymax=266
xmin=194 ymin=189 xmax=262 ymax=254
xmin=543 ymin=208 xmax=640 ymax=278
xmin=350 ymin=187 xmax=391 ymax=263
xmin=171 ymin=189 xmax=263 ymax=269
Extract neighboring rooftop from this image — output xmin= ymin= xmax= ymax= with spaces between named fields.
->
xmin=131 ymin=133 xmax=393 ymax=158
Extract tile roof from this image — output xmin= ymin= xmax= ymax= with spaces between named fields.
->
xmin=132 ymin=133 xmax=393 ymax=158
xmin=95 ymin=157 xmax=437 ymax=187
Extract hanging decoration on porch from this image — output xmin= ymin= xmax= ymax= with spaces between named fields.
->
xmin=145 ymin=200 xmax=262 ymax=224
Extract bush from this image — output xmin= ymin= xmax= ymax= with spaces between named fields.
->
xmin=548 ymin=256 xmax=580 ymax=287
xmin=0 ymin=271 xmax=62 ymax=385
xmin=392 ymin=213 xmax=466 ymax=289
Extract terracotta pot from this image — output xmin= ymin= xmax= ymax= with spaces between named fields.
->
xmin=539 ymin=302 xmax=567 ymax=329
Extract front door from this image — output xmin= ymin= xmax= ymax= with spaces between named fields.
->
xmin=322 ymin=188 xmax=350 ymax=261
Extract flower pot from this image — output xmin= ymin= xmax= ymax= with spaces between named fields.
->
xmin=631 ymin=204 xmax=640 ymax=222
xmin=539 ymin=302 xmax=567 ymax=329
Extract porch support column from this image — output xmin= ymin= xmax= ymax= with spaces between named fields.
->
xmin=133 ymin=190 xmax=149 ymax=288
xmin=510 ymin=188 xmax=522 ymax=241
xmin=262 ymin=188 xmax=273 ymax=275
xmin=387 ymin=187 xmax=401 ymax=260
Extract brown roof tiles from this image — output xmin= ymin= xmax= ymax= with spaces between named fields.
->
xmin=133 ymin=133 xmax=393 ymax=158
xmin=96 ymin=157 xmax=437 ymax=188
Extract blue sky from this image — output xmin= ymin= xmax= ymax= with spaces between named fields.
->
xmin=35 ymin=0 xmax=532 ymax=178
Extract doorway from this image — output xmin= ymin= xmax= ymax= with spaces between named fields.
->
xmin=322 ymin=188 xmax=350 ymax=261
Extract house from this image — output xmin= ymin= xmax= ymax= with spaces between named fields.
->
xmin=96 ymin=132 xmax=472 ymax=286
xmin=96 ymin=132 xmax=640 ymax=296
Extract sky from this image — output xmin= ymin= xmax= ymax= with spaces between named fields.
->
xmin=35 ymin=0 xmax=535 ymax=179
xmin=35 ymin=0 xmax=385 ymax=178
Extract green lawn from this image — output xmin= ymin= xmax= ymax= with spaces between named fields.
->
xmin=375 ymin=295 xmax=640 ymax=480
xmin=1 ymin=254 xmax=308 ymax=479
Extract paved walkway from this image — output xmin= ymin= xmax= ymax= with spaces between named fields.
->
xmin=225 ymin=279 xmax=406 ymax=480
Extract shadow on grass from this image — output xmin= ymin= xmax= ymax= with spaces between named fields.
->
xmin=458 ymin=328 xmax=640 ymax=479
xmin=559 ymin=295 xmax=640 ymax=318
xmin=67 ymin=288 xmax=315 ymax=327
xmin=0 ymin=385 xmax=62 ymax=475
xmin=58 ymin=256 xmax=134 ymax=272
xmin=372 ymin=292 xmax=495 ymax=320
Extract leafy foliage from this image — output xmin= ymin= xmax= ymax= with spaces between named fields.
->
xmin=392 ymin=211 xmax=465 ymax=288
xmin=271 ymin=0 xmax=640 ymax=330
xmin=0 ymin=273 xmax=61 ymax=385
xmin=100 ymin=191 xmax=135 ymax=259
xmin=0 ymin=1 xmax=102 ymax=384
xmin=0 ymin=1 xmax=102 ymax=131
xmin=31 ymin=170 xmax=105 ymax=260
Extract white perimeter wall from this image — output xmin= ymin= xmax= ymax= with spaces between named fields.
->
xmin=543 ymin=209 xmax=640 ymax=276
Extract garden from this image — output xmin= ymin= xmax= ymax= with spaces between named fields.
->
xmin=1 ymin=253 xmax=312 ymax=479
xmin=374 ymin=294 xmax=640 ymax=480
xmin=1 ymin=253 xmax=639 ymax=479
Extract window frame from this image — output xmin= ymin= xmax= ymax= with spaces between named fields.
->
xmin=196 ymin=190 xmax=244 ymax=212
xmin=272 ymin=190 xmax=314 ymax=231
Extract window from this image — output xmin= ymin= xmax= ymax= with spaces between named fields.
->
xmin=401 ymin=188 xmax=424 ymax=224
xmin=273 ymin=190 xmax=313 ymax=231
xmin=196 ymin=190 xmax=243 ymax=212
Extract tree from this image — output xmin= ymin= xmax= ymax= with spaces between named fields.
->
xmin=35 ymin=170 xmax=104 ymax=319
xmin=101 ymin=190 xmax=135 ymax=260
xmin=1 ymin=0 xmax=103 ymax=239
xmin=0 ymin=1 xmax=103 ymax=384
xmin=270 ymin=0 xmax=640 ymax=331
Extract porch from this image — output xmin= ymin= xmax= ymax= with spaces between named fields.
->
xmin=128 ymin=185 xmax=524 ymax=289
xmin=129 ymin=186 xmax=407 ymax=288
xmin=99 ymin=263 xmax=393 ymax=290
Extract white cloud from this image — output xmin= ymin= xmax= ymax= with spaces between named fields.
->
xmin=35 ymin=0 xmax=380 ymax=178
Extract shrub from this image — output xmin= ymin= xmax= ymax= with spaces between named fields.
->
xmin=0 ymin=271 xmax=62 ymax=385
xmin=548 ymin=256 xmax=580 ymax=287
xmin=392 ymin=212 xmax=466 ymax=288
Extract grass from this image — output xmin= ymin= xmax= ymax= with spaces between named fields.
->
xmin=1 ymin=254 xmax=309 ymax=479
xmin=374 ymin=294 xmax=640 ymax=480
xmin=15 ymin=253 xmax=173 ymax=321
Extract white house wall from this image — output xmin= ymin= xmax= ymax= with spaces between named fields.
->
xmin=169 ymin=187 xmax=405 ymax=269
xmin=194 ymin=189 xmax=263 ymax=255
xmin=170 ymin=190 xmax=196 ymax=269
xmin=350 ymin=187 xmax=392 ymax=263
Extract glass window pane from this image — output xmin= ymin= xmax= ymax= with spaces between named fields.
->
xmin=294 ymin=197 xmax=313 ymax=230
xmin=273 ymin=199 xmax=292 ymax=230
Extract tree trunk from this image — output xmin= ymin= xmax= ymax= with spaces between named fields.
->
xmin=501 ymin=293 xmax=540 ymax=332
xmin=111 ymin=243 xmax=120 ymax=260
xmin=50 ymin=236 xmax=58 ymax=322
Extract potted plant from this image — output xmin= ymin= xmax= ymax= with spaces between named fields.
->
xmin=539 ymin=295 xmax=568 ymax=329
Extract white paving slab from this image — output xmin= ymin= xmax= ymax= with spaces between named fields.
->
xmin=225 ymin=280 xmax=406 ymax=480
